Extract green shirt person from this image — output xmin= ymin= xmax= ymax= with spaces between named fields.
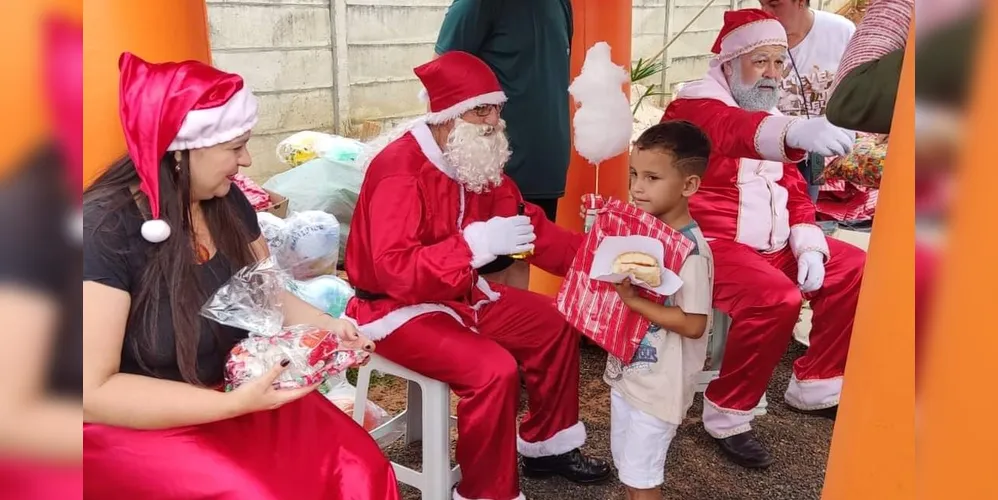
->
xmin=435 ymin=0 xmax=573 ymax=220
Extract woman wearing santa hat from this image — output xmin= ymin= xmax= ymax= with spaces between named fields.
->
xmin=82 ymin=53 xmax=400 ymax=499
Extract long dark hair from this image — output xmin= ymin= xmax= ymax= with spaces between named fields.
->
xmin=83 ymin=152 xmax=255 ymax=385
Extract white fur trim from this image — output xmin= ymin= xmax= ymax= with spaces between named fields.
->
xmin=470 ymin=276 xmax=501 ymax=311
xmin=357 ymin=117 xmax=423 ymax=170
xmin=702 ymin=395 xmax=754 ymax=439
xmin=410 ymin=120 xmax=457 ymax=180
xmin=418 ymin=87 xmax=430 ymax=103
xmin=755 ymin=115 xmax=802 ymax=163
xmin=718 ymin=19 xmax=788 ymax=64
xmin=462 ymin=222 xmax=497 ymax=269
xmin=344 ymin=303 xmax=464 ymax=342
xmin=141 ymin=219 xmax=171 ymax=243
xmin=516 ymin=421 xmax=586 ymax=458
xmin=453 ymin=491 xmax=525 ymax=500
xmin=733 ymin=158 xmax=791 ymax=254
xmin=168 ymin=87 xmax=259 ymax=151
xmin=411 ymin=121 xmax=469 ymax=228
xmin=784 ymin=374 xmax=842 ymax=411
xmin=425 ymin=91 xmax=507 ymax=125
xmin=789 ymin=224 xmax=830 ymax=260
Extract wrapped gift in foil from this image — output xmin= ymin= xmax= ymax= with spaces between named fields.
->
xmin=201 ymin=257 xmax=367 ymax=390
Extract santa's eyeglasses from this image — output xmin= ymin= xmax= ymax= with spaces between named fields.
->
xmin=471 ymin=103 xmax=503 ymax=117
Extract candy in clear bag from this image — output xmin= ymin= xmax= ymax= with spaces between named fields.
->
xmin=200 ymin=257 xmax=367 ymax=390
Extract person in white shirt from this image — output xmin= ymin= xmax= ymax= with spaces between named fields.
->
xmin=761 ymin=0 xmax=855 ymax=200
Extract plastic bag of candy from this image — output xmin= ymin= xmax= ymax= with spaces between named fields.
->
xmin=200 ymin=257 xmax=368 ymax=390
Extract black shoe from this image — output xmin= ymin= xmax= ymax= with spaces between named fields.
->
xmin=788 ymin=404 xmax=838 ymax=420
xmin=521 ymin=448 xmax=612 ymax=484
xmin=714 ymin=430 xmax=774 ymax=469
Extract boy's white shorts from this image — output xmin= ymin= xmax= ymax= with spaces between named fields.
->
xmin=610 ymin=389 xmax=679 ymax=490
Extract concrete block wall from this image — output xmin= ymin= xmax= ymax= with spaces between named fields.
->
xmin=207 ymin=0 xmax=340 ymax=181
xmin=343 ymin=1 xmax=447 ymax=125
xmin=207 ymin=0 xmax=850 ymax=182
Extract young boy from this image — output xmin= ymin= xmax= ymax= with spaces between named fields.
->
xmin=596 ymin=121 xmax=715 ymax=499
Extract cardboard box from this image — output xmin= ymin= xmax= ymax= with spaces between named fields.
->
xmin=262 ymin=189 xmax=288 ymax=218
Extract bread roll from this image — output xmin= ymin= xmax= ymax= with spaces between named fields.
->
xmin=611 ymin=251 xmax=662 ymax=287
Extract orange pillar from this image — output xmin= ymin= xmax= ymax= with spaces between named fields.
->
xmin=919 ymin=3 xmax=998 ymax=497
xmin=0 ymin=0 xmax=82 ymax=178
xmin=530 ymin=0 xmax=633 ymax=297
xmin=820 ymin=21 xmax=916 ymax=500
xmin=83 ymin=0 xmax=212 ymax=188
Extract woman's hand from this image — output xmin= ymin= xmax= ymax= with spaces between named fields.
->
xmin=320 ymin=315 xmax=375 ymax=367
xmin=228 ymin=361 xmax=320 ymax=415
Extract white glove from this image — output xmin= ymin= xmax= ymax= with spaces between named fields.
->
xmin=786 ymin=117 xmax=855 ymax=157
xmin=462 ymin=215 xmax=536 ymax=268
xmin=796 ymin=251 xmax=826 ymax=293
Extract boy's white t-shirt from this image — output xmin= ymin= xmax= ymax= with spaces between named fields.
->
xmin=778 ymin=9 xmax=856 ymax=118
xmin=603 ymin=223 xmax=714 ymax=426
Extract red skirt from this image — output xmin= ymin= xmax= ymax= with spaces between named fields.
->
xmin=0 ymin=459 xmax=81 ymax=500
xmin=84 ymin=392 xmax=400 ymax=500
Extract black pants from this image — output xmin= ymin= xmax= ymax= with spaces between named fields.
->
xmin=478 ymin=197 xmax=559 ymax=275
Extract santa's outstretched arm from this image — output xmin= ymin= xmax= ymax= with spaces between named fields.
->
xmin=663 ymin=98 xmax=808 ymax=164
xmin=493 ymin=180 xmax=584 ymax=277
xmin=526 ymin=203 xmax=585 ymax=277
xmin=367 ymin=175 xmax=477 ymax=302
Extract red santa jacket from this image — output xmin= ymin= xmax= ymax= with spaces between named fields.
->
xmin=662 ymin=66 xmax=830 ymax=260
xmin=344 ymin=121 xmax=583 ymax=341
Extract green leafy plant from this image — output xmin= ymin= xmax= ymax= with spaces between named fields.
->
xmin=630 ymin=57 xmax=667 ymax=115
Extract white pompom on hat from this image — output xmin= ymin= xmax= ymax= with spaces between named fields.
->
xmin=117 ymin=52 xmax=259 ymax=242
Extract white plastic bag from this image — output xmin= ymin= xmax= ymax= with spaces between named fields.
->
xmin=262 ymin=150 xmax=362 ymax=261
xmin=257 ymin=211 xmax=340 ymax=281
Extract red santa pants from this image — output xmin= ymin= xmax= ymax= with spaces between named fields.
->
xmin=83 ymin=393 xmax=400 ymax=500
xmin=703 ymin=238 xmax=865 ymax=438
xmin=375 ymin=285 xmax=584 ymax=500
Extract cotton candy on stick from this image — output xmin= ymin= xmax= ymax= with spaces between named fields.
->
xmin=569 ymin=42 xmax=632 ymax=231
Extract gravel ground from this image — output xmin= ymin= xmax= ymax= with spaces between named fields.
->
xmin=369 ymin=341 xmax=831 ymax=500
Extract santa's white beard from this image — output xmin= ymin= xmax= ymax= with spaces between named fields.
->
xmin=729 ymin=71 xmax=780 ymax=112
xmin=443 ymin=118 xmax=511 ymax=194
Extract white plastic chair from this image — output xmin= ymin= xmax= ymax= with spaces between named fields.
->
xmin=696 ymin=310 xmax=768 ymax=416
xmin=353 ymin=354 xmax=461 ymax=500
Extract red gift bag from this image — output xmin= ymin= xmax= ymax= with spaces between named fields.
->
xmin=557 ymin=198 xmax=695 ymax=362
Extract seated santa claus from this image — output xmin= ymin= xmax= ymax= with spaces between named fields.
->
xmin=662 ymin=8 xmax=866 ymax=469
xmin=343 ymin=51 xmax=611 ymax=500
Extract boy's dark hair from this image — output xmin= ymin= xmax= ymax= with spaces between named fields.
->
xmin=633 ymin=120 xmax=711 ymax=177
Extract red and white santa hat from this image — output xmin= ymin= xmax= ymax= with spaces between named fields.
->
xmin=414 ymin=51 xmax=507 ymax=124
xmin=118 ymin=52 xmax=258 ymax=243
xmin=710 ymin=8 xmax=788 ymax=64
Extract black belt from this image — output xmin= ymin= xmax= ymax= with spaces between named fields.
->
xmin=354 ymin=288 xmax=388 ymax=301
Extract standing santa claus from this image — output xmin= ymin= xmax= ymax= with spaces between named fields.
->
xmin=344 ymin=51 xmax=611 ymax=500
xmin=662 ymin=9 xmax=866 ymax=468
